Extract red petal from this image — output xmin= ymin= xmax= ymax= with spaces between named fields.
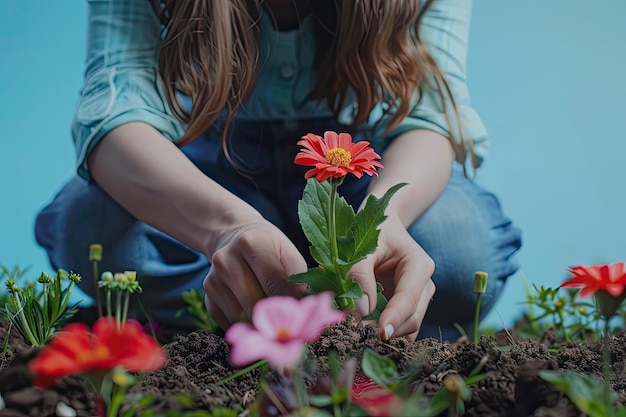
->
xmin=337 ymin=132 xmax=353 ymax=150
xmin=579 ymin=286 xmax=598 ymax=297
xmin=605 ymin=283 xmax=625 ymax=297
xmin=323 ymin=131 xmax=341 ymax=149
xmin=315 ymin=170 xmax=332 ymax=182
xmin=560 ymin=276 xmax=586 ymax=288
xmin=608 ymin=262 xmax=626 ymax=282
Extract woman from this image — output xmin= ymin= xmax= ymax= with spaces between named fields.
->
xmin=35 ymin=0 xmax=521 ymax=341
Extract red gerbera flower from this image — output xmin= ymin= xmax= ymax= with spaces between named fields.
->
xmin=294 ymin=131 xmax=383 ymax=182
xmin=561 ymin=262 xmax=626 ymax=298
xmin=28 ymin=317 xmax=167 ymax=388
xmin=561 ymin=262 xmax=626 ymax=319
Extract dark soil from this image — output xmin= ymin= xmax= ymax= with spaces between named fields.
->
xmin=1 ymin=312 xmax=625 ymax=417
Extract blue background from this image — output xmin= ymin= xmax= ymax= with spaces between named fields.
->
xmin=1 ymin=1 xmax=625 ymax=327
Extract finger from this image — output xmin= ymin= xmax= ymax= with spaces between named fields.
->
xmin=239 ymin=233 xmax=306 ymax=298
xmin=203 ymin=272 xmax=243 ymax=329
xmin=211 ymin=248 xmax=266 ymax=314
xmin=379 ymin=255 xmax=435 ymax=339
xmin=348 ymin=256 xmax=378 ymax=316
xmin=382 ymin=279 xmax=436 ymax=339
xmin=205 ymin=247 xmax=267 ymax=326
xmin=203 ymin=291 xmax=229 ymax=331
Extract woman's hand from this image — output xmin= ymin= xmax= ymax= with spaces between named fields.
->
xmin=203 ymin=220 xmax=308 ymax=329
xmin=349 ymin=216 xmax=435 ymax=341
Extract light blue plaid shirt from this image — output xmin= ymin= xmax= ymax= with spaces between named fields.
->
xmin=73 ymin=0 xmax=487 ymax=180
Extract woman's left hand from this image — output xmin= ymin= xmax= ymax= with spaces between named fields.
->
xmin=349 ymin=215 xmax=436 ymax=341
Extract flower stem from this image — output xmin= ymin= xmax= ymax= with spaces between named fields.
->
xmin=557 ymin=308 xmax=569 ymax=342
xmin=106 ymin=289 xmax=112 ymax=318
xmin=115 ymin=290 xmax=122 ymax=328
xmin=473 ymin=293 xmax=482 ymax=344
xmin=93 ymin=261 xmax=103 ymax=317
xmin=328 ymin=181 xmax=340 ymax=272
xmin=122 ymin=292 xmax=130 ymax=324
xmin=293 ymin=371 xmax=308 ymax=414
xmin=328 ymin=177 xmax=354 ymax=310
xmin=602 ymin=319 xmax=612 ymax=399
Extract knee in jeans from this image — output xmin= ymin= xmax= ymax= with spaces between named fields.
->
xmin=415 ymin=229 xmax=508 ymax=327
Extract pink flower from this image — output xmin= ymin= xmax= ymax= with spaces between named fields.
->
xmin=225 ymin=292 xmax=344 ymax=371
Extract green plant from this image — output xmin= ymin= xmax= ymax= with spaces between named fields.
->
xmin=1 ymin=269 xmax=81 ymax=347
xmin=90 ymin=243 xmax=104 ymax=317
xmin=421 ymin=362 xmax=487 ymax=417
xmin=359 ymin=347 xmax=488 ymax=417
xmin=540 ymin=262 xmax=626 ymax=416
xmin=176 ymin=288 xmax=219 ymax=332
xmin=539 ymin=370 xmax=626 ymax=417
xmin=472 ymin=271 xmax=488 ymax=344
xmin=98 ymin=270 xmax=142 ymax=327
xmin=28 ymin=316 xmax=167 ymax=417
xmin=289 ymin=131 xmax=404 ymax=311
xmin=289 ymin=178 xmax=404 ymax=310
xmin=520 ymin=283 xmax=602 ymax=343
xmin=0 ymin=264 xmax=31 ymax=306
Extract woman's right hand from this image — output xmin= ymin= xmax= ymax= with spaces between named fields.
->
xmin=88 ymin=123 xmax=306 ymax=331
xmin=203 ymin=220 xmax=308 ymax=330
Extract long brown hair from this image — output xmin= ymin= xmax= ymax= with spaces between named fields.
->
xmin=151 ymin=0 xmax=472 ymax=167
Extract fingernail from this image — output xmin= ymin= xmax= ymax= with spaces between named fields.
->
xmin=355 ymin=294 xmax=370 ymax=316
xmin=383 ymin=324 xmax=394 ymax=340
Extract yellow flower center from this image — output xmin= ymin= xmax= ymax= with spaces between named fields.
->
xmin=325 ymin=148 xmax=352 ymax=166
xmin=276 ymin=327 xmax=292 ymax=342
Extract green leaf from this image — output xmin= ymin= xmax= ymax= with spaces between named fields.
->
xmin=299 ymin=179 xmax=333 ymax=266
xmin=298 ymin=179 xmax=356 ymax=267
xmin=539 ymin=370 xmax=615 ymax=417
xmin=465 ymin=373 xmax=489 ymax=386
xmin=334 ymin=191 xmax=356 ymax=238
xmin=361 ymin=348 xmax=399 ymax=389
xmin=336 ymin=236 xmax=356 ymax=267
xmin=337 ymin=279 xmax=363 ymax=299
xmin=289 ymin=267 xmax=343 ymax=296
xmin=309 ymin=394 xmax=333 ymax=407
xmin=420 ymin=387 xmax=451 ymax=416
xmin=349 ymin=183 xmax=406 ymax=263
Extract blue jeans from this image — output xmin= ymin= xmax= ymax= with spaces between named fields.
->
xmin=35 ymin=118 xmax=521 ymax=340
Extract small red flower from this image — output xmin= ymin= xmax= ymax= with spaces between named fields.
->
xmin=351 ymin=373 xmax=402 ymax=416
xmin=294 ymin=131 xmax=383 ymax=182
xmin=561 ymin=262 xmax=626 ymax=297
xmin=28 ymin=317 xmax=167 ymax=388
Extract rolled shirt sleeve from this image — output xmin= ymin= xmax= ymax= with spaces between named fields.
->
xmin=73 ymin=0 xmax=186 ymax=181
xmin=375 ymin=0 xmax=488 ymax=166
